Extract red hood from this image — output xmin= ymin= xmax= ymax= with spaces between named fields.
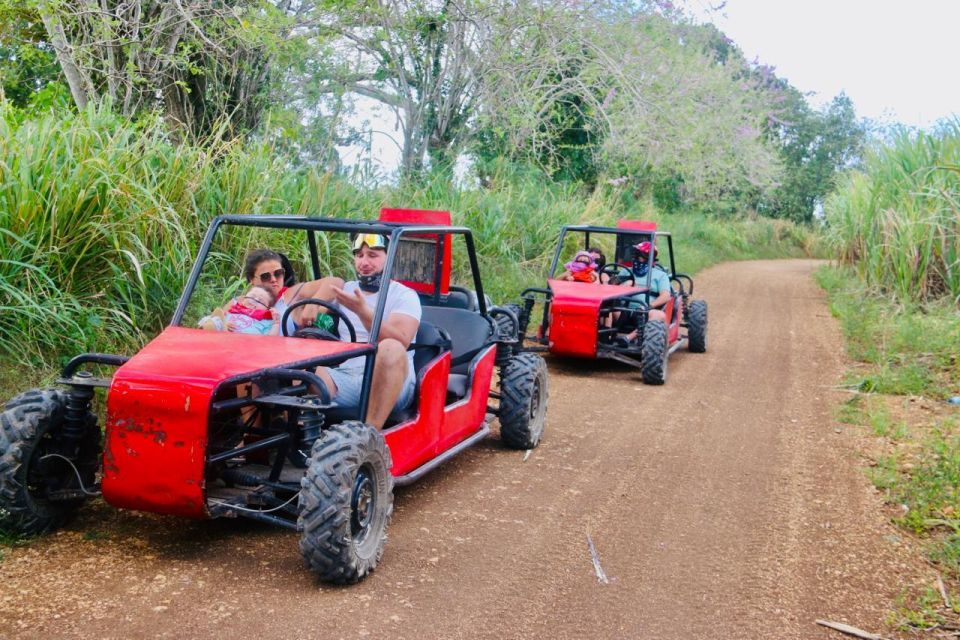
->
xmin=114 ymin=326 xmax=369 ymax=386
xmin=548 ymin=278 xmax=646 ymax=301
xmin=102 ymin=326 xmax=371 ymax=519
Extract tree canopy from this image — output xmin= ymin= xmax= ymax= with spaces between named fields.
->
xmin=0 ymin=0 xmax=865 ymax=219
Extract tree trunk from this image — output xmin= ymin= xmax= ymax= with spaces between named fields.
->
xmin=38 ymin=3 xmax=93 ymax=110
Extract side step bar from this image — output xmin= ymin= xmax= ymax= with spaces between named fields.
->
xmin=394 ymin=424 xmax=491 ymax=487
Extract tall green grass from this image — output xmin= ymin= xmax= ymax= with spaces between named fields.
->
xmin=824 ymin=122 xmax=960 ymax=302
xmin=0 ymin=106 xmax=818 ymax=370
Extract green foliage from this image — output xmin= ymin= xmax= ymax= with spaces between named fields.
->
xmin=0 ymin=2 xmax=62 ymax=109
xmin=0 ymin=104 xmax=310 ymax=366
xmin=762 ymin=92 xmax=866 ymax=223
xmin=890 ymin=586 xmax=954 ymax=631
xmin=835 ymin=395 xmax=865 ymax=425
xmin=824 ymin=121 xmax=960 ymax=302
xmin=816 ymin=265 xmax=960 ymax=399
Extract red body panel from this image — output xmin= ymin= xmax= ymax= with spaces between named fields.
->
xmin=385 ymin=346 xmax=496 ymax=474
xmin=438 ymin=346 xmax=496 ymax=452
xmin=103 ymin=327 xmax=371 ymax=518
xmin=547 ymin=279 xmax=644 ymax=357
xmin=383 ymin=353 xmax=451 ymax=475
xmin=616 ymin=220 xmax=657 ymax=231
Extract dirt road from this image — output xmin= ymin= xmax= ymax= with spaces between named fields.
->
xmin=0 ymin=260 xmax=933 ymax=639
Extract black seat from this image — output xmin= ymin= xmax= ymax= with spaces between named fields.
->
xmin=421 ymin=306 xmax=496 ymax=375
xmin=410 ymin=320 xmax=449 ymax=373
xmin=379 ymin=320 xmax=450 ymax=425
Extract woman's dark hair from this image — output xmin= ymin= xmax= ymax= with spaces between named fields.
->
xmin=277 ymin=252 xmax=297 ymax=287
xmin=588 ymin=246 xmax=606 ymax=269
xmin=242 ymin=249 xmax=282 ymax=282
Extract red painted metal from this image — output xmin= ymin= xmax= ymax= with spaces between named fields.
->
xmin=546 ymin=279 xmax=645 ymax=357
xmin=616 ymin=219 xmax=657 ymax=231
xmin=438 ymin=346 xmax=496 ymax=452
xmin=102 ymin=327 xmax=371 ymax=518
xmin=384 ymin=346 xmax=496 ymax=474
xmin=379 ymin=208 xmax=452 ymax=296
xmin=383 ymin=352 xmax=451 ymax=476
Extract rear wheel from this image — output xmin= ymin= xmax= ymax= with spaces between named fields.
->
xmin=686 ymin=299 xmax=707 ymax=353
xmin=495 ymin=303 xmax=523 ymax=340
xmin=640 ymin=320 xmax=668 ymax=385
xmin=298 ymin=422 xmax=393 ymax=584
xmin=498 ymin=353 xmax=548 ymax=449
xmin=0 ymin=389 xmax=99 ymax=535
xmin=494 ymin=303 xmax=524 ymax=361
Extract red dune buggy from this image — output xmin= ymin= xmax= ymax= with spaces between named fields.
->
xmin=0 ymin=208 xmax=548 ymax=584
xmin=512 ymin=220 xmax=707 ymax=384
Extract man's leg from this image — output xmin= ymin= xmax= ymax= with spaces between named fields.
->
xmin=366 ymin=338 xmax=408 ymax=429
xmin=311 ymin=367 xmax=340 ymax=405
xmin=625 ymin=307 xmax=667 ymax=342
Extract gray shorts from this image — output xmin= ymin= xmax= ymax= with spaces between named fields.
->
xmin=328 ymin=367 xmax=416 ymax=418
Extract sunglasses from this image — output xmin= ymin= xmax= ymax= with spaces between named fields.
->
xmin=257 ymin=268 xmax=285 ymax=283
xmin=352 ymin=233 xmax=387 ymax=253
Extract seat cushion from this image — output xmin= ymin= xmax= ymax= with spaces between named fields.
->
xmin=421 ymin=307 xmax=496 ymax=375
xmin=447 ymin=373 xmax=469 ymax=399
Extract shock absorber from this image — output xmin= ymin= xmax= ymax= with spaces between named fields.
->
xmin=519 ymin=298 xmax=534 ymax=338
xmin=299 ymin=408 xmax=325 ymax=448
xmin=59 ymin=373 xmax=94 ymax=458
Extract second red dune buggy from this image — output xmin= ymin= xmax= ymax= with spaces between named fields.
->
xmin=0 ymin=208 xmax=548 ymax=584
xmin=511 ymin=220 xmax=707 ymax=384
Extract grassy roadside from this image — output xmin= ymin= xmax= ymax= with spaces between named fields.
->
xmin=817 ymin=264 xmax=960 ymax=630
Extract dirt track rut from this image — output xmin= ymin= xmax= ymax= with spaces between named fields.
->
xmin=0 ymin=259 xmax=933 ymax=639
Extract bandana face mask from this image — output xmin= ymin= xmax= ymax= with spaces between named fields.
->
xmin=633 ymin=258 xmax=650 ymax=277
xmin=357 ymin=272 xmax=383 ymax=293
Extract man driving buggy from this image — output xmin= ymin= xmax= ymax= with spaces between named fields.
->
xmin=618 ymin=240 xmax=670 ymax=343
xmin=631 ymin=241 xmax=670 ymax=324
xmin=311 ymin=233 xmax=421 ymax=429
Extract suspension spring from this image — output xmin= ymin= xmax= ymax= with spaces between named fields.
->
xmin=520 ymin=298 xmax=535 ymax=338
xmin=300 ymin=408 xmax=324 ymax=447
xmin=60 ymin=373 xmax=94 ymax=457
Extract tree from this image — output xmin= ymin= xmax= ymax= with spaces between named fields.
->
xmin=0 ymin=3 xmax=63 ymax=109
xmin=311 ymin=0 xmax=533 ymax=176
xmin=762 ymin=89 xmax=866 ymax=223
xmin=29 ymin=0 xmax=308 ymax=141
xmin=477 ymin=6 xmax=782 ymax=208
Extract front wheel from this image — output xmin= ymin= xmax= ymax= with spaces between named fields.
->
xmin=0 ymin=388 xmax=99 ymax=535
xmin=298 ymin=422 xmax=393 ymax=584
xmin=498 ymin=353 xmax=548 ymax=449
xmin=640 ymin=320 xmax=668 ymax=385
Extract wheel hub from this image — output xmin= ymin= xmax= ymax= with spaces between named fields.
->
xmin=350 ymin=468 xmax=375 ymax=539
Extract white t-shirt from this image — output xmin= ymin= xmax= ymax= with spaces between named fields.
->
xmin=336 ymin=281 xmax=421 ymax=381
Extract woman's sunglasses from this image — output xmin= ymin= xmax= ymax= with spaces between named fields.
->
xmin=257 ymin=268 xmax=285 ymax=283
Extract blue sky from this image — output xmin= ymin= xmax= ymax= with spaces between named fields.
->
xmin=689 ymin=0 xmax=960 ymax=127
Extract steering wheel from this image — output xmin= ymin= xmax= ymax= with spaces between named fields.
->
xmin=600 ymin=263 xmax=635 ymax=287
xmin=280 ymin=298 xmax=358 ymax=342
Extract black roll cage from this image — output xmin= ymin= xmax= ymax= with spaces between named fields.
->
xmin=170 ymin=214 xmax=487 ymax=424
xmin=547 ymin=224 xmax=677 ymax=295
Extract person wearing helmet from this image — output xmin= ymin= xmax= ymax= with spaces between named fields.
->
xmin=310 ymin=233 xmax=422 ymax=428
xmin=626 ymin=240 xmax=669 ymax=332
